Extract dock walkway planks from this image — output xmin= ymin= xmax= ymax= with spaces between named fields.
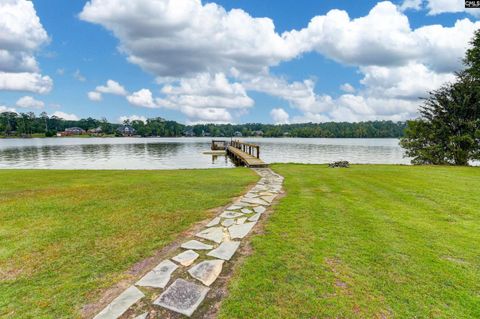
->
xmin=227 ymin=146 xmax=267 ymax=168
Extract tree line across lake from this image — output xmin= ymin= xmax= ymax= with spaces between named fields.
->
xmin=0 ymin=111 xmax=406 ymax=138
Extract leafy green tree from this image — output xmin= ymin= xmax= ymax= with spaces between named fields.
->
xmin=401 ymin=76 xmax=480 ymax=165
xmin=40 ymin=112 xmax=49 ymax=133
xmin=401 ymin=30 xmax=480 ymax=165
xmin=100 ymin=118 xmax=113 ymax=134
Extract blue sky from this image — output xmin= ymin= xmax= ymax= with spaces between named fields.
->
xmin=0 ymin=0 xmax=479 ymax=124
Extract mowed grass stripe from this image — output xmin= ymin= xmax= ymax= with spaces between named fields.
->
xmin=218 ymin=164 xmax=480 ymax=319
xmin=0 ymin=168 xmax=257 ymax=319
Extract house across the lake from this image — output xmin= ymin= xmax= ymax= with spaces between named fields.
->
xmin=117 ymin=125 xmax=136 ymax=136
xmin=58 ymin=127 xmax=86 ymax=136
xmin=88 ymin=127 xmax=103 ymax=135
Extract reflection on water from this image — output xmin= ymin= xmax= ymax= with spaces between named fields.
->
xmin=0 ymin=137 xmax=409 ymax=169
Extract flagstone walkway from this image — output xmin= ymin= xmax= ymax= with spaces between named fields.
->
xmin=93 ymin=168 xmax=283 ymax=318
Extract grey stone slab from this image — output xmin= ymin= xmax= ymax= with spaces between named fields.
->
xmin=172 ymin=250 xmax=199 ymax=266
xmin=233 ymin=201 xmax=251 ymax=208
xmin=181 ymin=240 xmax=213 ymax=250
xmin=227 ymin=205 xmax=242 ymax=210
xmin=195 ymin=227 xmax=224 ymax=243
xmin=241 ymin=197 xmax=269 ymax=206
xmin=239 ymin=202 xmax=255 ymax=208
xmin=136 ymin=260 xmax=178 ymax=289
xmin=236 ymin=217 xmax=247 ymax=224
xmin=134 ymin=313 xmax=148 ymax=319
xmin=206 ymin=217 xmax=220 ymax=227
xmin=240 ymin=208 xmax=253 ymax=214
xmin=228 ymin=222 xmax=256 ymax=239
xmin=243 ymin=193 xmax=258 ymax=198
xmin=94 ymin=286 xmax=144 ymax=319
xmin=262 ymin=195 xmax=276 ymax=203
xmin=153 ymin=279 xmax=209 ymax=317
xmin=259 ymin=192 xmax=275 ymax=196
xmin=221 ymin=219 xmax=235 ymax=227
xmin=188 ymin=259 xmax=224 ymax=286
xmin=248 ymin=213 xmax=261 ymax=222
xmin=253 ymin=206 xmax=266 ymax=214
xmin=220 ymin=211 xmax=243 ymax=218
xmin=207 ymin=241 xmax=240 ymax=261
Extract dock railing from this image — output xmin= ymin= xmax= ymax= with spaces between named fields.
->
xmin=211 ymin=140 xmax=227 ymax=150
xmin=230 ymin=140 xmax=260 ymax=159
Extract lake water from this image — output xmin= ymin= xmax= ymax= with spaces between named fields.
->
xmin=0 ymin=137 xmax=409 ymax=169
xmin=0 ymin=138 xmax=409 ymax=169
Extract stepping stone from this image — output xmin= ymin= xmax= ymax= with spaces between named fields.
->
xmin=94 ymin=286 xmax=144 ymax=319
xmin=260 ymin=192 xmax=274 ymax=196
xmin=228 ymin=222 xmax=256 ymax=239
xmin=254 ymin=206 xmax=266 ymax=214
xmin=220 ymin=211 xmax=243 ymax=218
xmin=172 ymin=250 xmax=199 ymax=266
xmin=188 ymin=259 xmax=224 ymax=286
xmin=241 ymin=208 xmax=252 ymax=214
xmin=227 ymin=205 xmax=242 ymax=210
xmin=136 ymin=260 xmax=178 ymax=289
xmin=248 ymin=213 xmax=261 ymax=222
xmin=262 ymin=195 xmax=276 ymax=203
xmin=206 ymin=217 xmax=220 ymax=227
xmin=134 ymin=313 xmax=148 ymax=319
xmin=243 ymin=193 xmax=258 ymax=198
xmin=154 ymin=279 xmax=209 ymax=317
xmin=196 ymin=227 xmax=224 ymax=243
xmin=181 ymin=240 xmax=213 ymax=250
xmin=233 ymin=202 xmax=250 ymax=208
xmin=242 ymin=197 xmax=269 ymax=206
xmin=236 ymin=217 xmax=247 ymax=224
xmin=239 ymin=203 xmax=255 ymax=209
xmin=207 ymin=241 xmax=240 ymax=261
xmin=221 ymin=219 xmax=235 ymax=227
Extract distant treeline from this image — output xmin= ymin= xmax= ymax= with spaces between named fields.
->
xmin=0 ymin=111 xmax=406 ymax=138
xmin=191 ymin=122 xmax=406 ymax=138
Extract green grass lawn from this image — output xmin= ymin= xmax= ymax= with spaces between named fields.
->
xmin=219 ymin=164 xmax=480 ymax=319
xmin=0 ymin=168 xmax=257 ymax=319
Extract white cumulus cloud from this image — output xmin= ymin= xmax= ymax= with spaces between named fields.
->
xmin=0 ymin=0 xmax=49 ymax=72
xmin=118 ymin=114 xmax=147 ymax=123
xmin=182 ymin=106 xmax=232 ymax=123
xmin=79 ymin=0 xmax=480 ymax=123
xmin=403 ymin=0 xmax=480 ymax=17
xmin=95 ymin=79 xmax=127 ymax=95
xmin=0 ymin=0 xmax=52 ymax=93
xmin=127 ymin=88 xmax=157 ymax=108
xmin=88 ymin=79 xmax=128 ymax=101
xmin=0 ymin=105 xmax=17 ymax=113
xmin=270 ymin=108 xmax=290 ymax=124
xmin=79 ymin=0 xmax=299 ymax=78
xmin=87 ymin=91 xmax=102 ymax=101
xmin=52 ymin=111 xmax=80 ymax=121
xmin=340 ymin=83 xmax=356 ymax=93
xmin=428 ymin=0 xmax=470 ymax=14
xmin=16 ymin=96 xmax=44 ymax=109
xmin=399 ymin=0 xmax=423 ymax=11
xmin=0 ymin=72 xmax=52 ymax=94
xmin=244 ymin=75 xmax=333 ymax=114
xmin=156 ymin=73 xmax=254 ymax=122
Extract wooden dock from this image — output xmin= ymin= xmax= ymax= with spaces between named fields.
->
xmin=226 ymin=140 xmax=267 ymax=168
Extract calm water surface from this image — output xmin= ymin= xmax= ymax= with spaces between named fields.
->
xmin=0 ymin=137 xmax=409 ymax=169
